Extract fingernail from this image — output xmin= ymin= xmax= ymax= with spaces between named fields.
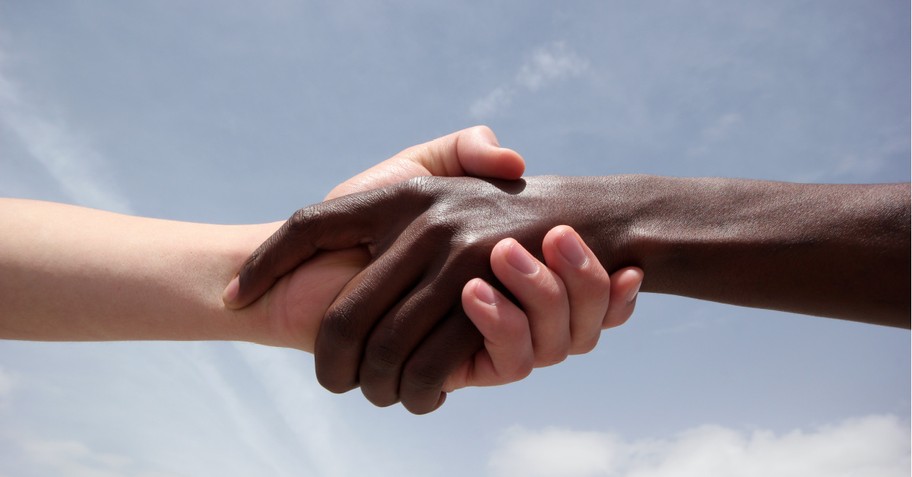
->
xmin=222 ymin=276 xmax=239 ymax=306
xmin=506 ymin=242 xmax=538 ymax=275
xmin=626 ymin=281 xmax=642 ymax=304
xmin=473 ymin=280 xmax=499 ymax=305
xmin=557 ymin=230 xmax=588 ymax=268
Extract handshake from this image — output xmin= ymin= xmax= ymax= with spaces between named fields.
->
xmin=2 ymin=126 xmax=908 ymax=415
xmin=222 ymin=126 xmax=646 ymax=414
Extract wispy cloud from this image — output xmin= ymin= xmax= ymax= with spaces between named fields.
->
xmin=0 ymin=427 xmax=177 ymax=477
xmin=230 ymin=344 xmax=430 ymax=476
xmin=0 ymin=341 xmax=428 ymax=477
xmin=488 ymin=415 xmax=910 ymax=477
xmin=231 ymin=343 xmax=345 ymax=476
xmin=686 ymin=112 xmax=744 ymax=158
xmin=184 ymin=344 xmax=304 ymax=476
xmin=470 ymin=42 xmax=589 ymax=119
xmin=0 ymin=53 xmax=132 ymax=213
xmin=795 ymin=125 xmax=910 ymax=183
xmin=19 ymin=438 xmax=172 ymax=477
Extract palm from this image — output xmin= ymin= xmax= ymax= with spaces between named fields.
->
xmin=264 ymin=249 xmax=367 ymax=352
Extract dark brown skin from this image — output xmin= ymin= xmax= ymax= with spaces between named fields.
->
xmin=231 ymin=175 xmax=911 ymax=414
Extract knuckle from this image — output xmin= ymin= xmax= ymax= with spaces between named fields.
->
xmin=288 ymin=206 xmax=320 ymax=233
xmin=587 ymin=268 xmax=613 ymax=290
xmin=445 ymin=241 xmax=487 ymax=268
xmin=322 ymin=300 xmax=361 ymax=346
xmin=509 ymin=356 xmax=534 ymax=383
xmin=422 ymin=214 xmax=458 ymax=240
xmin=439 ymin=233 xmax=497 ymax=273
xmin=603 ymin=310 xmax=633 ymax=330
xmin=570 ymin=332 xmax=601 ymax=355
xmin=317 ymin=376 xmax=356 ymax=395
xmin=360 ymin=386 xmax=398 ymax=408
xmin=402 ymin=175 xmax=439 ymax=199
xmin=314 ymin=365 xmax=357 ymax=394
xmin=363 ymin=340 xmax=406 ymax=374
xmin=402 ymin=359 xmax=447 ymax=393
xmin=281 ymin=207 xmax=325 ymax=247
xmin=402 ymin=400 xmax=435 ymax=416
xmin=534 ymin=278 xmax=565 ymax=308
xmin=565 ymin=269 xmax=611 ymax=303
xmin=471 ymin=124 xmax=494 ymax=136
xmin=535 ymin=348 xmax=569 ymax=368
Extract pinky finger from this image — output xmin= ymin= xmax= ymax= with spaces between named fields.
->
xmin=603 ymin=267 xmax=644 ymax=329
xmin=443 ymin=279 xmax=534 ymax=391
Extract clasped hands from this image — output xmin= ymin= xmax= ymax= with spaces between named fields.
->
xmin=224 ymin=127 xmax=643 ymax=414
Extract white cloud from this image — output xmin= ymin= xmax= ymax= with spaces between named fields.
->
xmin=15 ymin=437 xmax=178 ymax=477
xmin=469 ymin=86 xmax=515 ymax=120
xmin=516 ymin=42 xmax=589 ymax=92
xmin=470 ymin=42 xmax=589 ymax=119
xmin=489 ymin=427 xmax=621 ymax=477
xmin=488 ymin=415 xmax=910 ymax=477
xmin=0 ymin=54 xmax=132 ymax=213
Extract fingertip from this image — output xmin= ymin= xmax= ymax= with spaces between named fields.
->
xmin=462 ymin=278 xmax=521 ymax=340
xmin=488 ymin=237 xmax=516 ymax=275
xmin=541 ymin=225 xmax=609 ymax=290
xmin=458 ymin=126 xmax=525 ymax=180
xmin=470 ymin=278 xmax=499 ymax=306
xmin=555 ymin=227 xmax=588 ymax=268
xmin=221 ymin=275 xmax=240 ymax=308
xmin=543 ymin=226 xmax=590 ymax=269
xmin=491 ymin=147 xmax=526 ymax=179
xmin=614 ymin=267 xmax=644 ymax=304
xmin=603 ymin=267 xmax=645 ymax=329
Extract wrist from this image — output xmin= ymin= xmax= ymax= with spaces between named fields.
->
xmin=212 ymin=222 xmax=284 ymax=346
xmin=541 ymin=174 xmax=661 ymax=275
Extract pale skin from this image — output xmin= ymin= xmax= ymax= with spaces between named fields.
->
xmin=0 ymin=126 xmax=644 ymax=397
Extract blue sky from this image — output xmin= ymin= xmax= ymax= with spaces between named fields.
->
xmin=0 ymin=1 xmax=909 ymax=475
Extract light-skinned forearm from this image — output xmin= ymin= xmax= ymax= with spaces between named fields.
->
xmin=0 ymin=198 xmax=335 ymax=345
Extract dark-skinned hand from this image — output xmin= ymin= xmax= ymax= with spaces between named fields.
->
xmin=227 ymin=175 xmax=629 ymax=414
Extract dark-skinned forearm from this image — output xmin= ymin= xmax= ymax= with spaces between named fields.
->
xmin=560 ymin=175 xmax=910 ymax=327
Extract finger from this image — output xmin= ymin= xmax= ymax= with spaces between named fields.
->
xmin=325 ymin=126 xmax=525 ymax=200
xmin=489 ymin=238 xmax=571 ymax=367
xmin=541 ymin=226 xmax=612 ymax=354
xmin=313 ymin=237 xmax=428 ymax=394
xmin=357 ymin=239 xmax=492 ymax=406
xmin=357 ymin=271 xmax=466 ymax=406
xmin=403 ymin=125 xmax=525 ymax=180
xmin=225 ymin=186 xmax=406 ymax=309
xmin=603 ymin=267 xmax=644 ymax=329
xmin=443 ymin=278 xmax=534 ymax=391
xmin=398 ymin=308 xmax=484 ymax=415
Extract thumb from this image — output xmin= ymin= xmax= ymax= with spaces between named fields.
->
xmin=407 ymin=125 xmax=525 ymax=180
xmin=325 ymin=126 xmax=524 ymax=200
